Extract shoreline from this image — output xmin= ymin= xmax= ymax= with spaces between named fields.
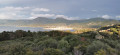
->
xmin=44 ymin=27 xmax=73 ymax=30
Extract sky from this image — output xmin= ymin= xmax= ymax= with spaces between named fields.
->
xmin=0 ymin=0 xmax=120 ymax=20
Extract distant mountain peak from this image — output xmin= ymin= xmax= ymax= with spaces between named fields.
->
xmin=88 ymin=17 xmax=113 ymax=21
xmin=91 ymin=17 xmax=106 ymax=19
xmin=35 ymin=17 xmax=49 ymax=19
xmin=55 ymin=17 xmax=67 ymax=20
xmin=33 ymin=17 xmax=53 ymax=21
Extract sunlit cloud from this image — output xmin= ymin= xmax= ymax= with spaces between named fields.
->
xmin=32 ymin=8 xmax=50 ymax=12
xmin=30 ymin=13 xmax=55 ymax=19
xmin=30 ymin=13 xmax=79 ymax=20
xmin=116 ymin=16 xmax=120 ymax=18
xmin=102 ymin=15 xmax=111 ymax=19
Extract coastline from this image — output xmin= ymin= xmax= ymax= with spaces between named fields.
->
xmin=43 ymin=27 xmax=73 ymax=30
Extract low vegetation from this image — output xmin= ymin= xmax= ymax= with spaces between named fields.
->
xmin=0 ymin=24 xmax=120 ymax=55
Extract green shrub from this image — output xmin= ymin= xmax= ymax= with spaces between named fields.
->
xmin=42 ymin=48 xmax=65 ymax=55
xmin=57 ymin=40 xmax=70 ymax=53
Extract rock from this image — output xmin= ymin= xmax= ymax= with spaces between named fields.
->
xmin=95 ymin=34 xmax=104 ymax=40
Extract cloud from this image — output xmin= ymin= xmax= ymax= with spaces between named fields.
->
xmin=55 ymin=15 xmax=79 ymax=20
xmin=32 ymin=8 xmax=50 ymax=12
xmin=102 ymin=15 xmax=111 ymax=19
xmin=0 ymin=6 xmax=51 ymax=19
xmin=0 ymin=6 xmax=30 ymax=12
xmin=0 ymin=13 xmax=13 ymax=19
xmin=30 ymin=13 xmax=79 ymax=20
xmin=30 ymin=13 xmax=55 ymax=19
xmin=91 ymin=10 xmax=97 ymax=12
xmin=55 ymin=15 xmax=68 ymax=19
xmin=0 ymin=0 xmax=17 ymax=4
xmin=116 ymin=16 xmax=120 ymax=18
xmin=0 ymin=6 xmax=31 ymax=19
xmin=0 ymin=6 xmax=79 ymax=20
xmin=0 ymin=0 xmax=119 ymax=20
xmin=0 ymin=13 xmax=27 ymax=19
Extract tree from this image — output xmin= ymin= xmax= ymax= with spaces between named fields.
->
xmin=63 ymin=35 xmax=81 ymax=47
xmin=57 ymin=40 xmax=70 ymax=53
xmin=15 ymin=30 xmax=27 ymax=38
xmin=8 ymin=44 xmax=26 ymax=55
xmin=42 ymin=48 xmax=65 ymax=55
xmin=37 ymin=38 xmax=58 ymax=50
xmin=86 ymin=41 xmax=110 ymax=55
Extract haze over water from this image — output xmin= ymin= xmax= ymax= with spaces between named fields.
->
xmin=0 ymin=26 xmax=74 ymax=32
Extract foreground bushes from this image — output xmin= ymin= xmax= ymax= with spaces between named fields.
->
xmin=0 ymin=30 xmax=120 ymax=55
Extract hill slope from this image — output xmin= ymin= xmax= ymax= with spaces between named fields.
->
xmin=0 ymin=17 xmax=119 ymax=28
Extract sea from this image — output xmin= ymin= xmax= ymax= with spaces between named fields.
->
xmin=0 ymin=26 xmax=74 ymax=32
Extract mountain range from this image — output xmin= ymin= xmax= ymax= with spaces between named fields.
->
xmin=0 ymin=17 xmax=119 ymax=28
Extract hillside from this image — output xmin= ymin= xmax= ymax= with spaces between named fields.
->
xmin=97 ymin=24 xmax=120 ymax=38
xmin=0 ymin=17 xmax=119 ymax=28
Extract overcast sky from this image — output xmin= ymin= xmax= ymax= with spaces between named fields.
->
xmin=0 ymin=0 xmax=120 ymax=20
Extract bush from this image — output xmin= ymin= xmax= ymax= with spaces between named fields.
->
xmin=37 ymin=38 xmax=58 ymax=50
xmin=86 ymin=41 xmax=110 ymax=55
xmin=42 ymin=48 xmax=65 ymax=55
xmin=57 ymin=40 xmax=70 ymax=53
xmin=8 ymin=44 xmax=26 ymax=55
xmin=94 ymin=49 xmax=106 ymax=55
